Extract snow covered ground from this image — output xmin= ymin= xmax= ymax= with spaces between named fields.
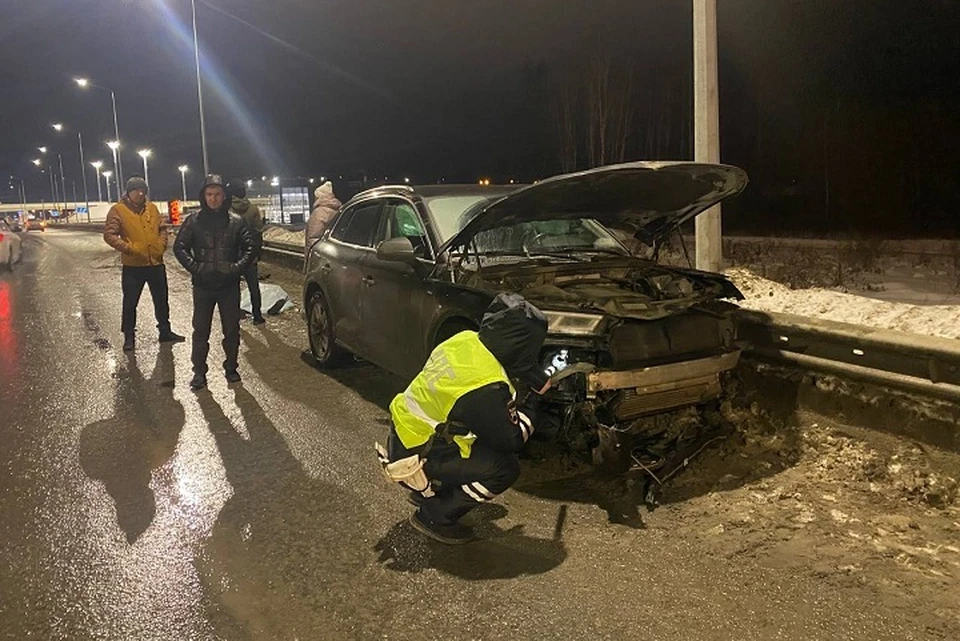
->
xmin=727 ymin=267 xmax=960 ymax=340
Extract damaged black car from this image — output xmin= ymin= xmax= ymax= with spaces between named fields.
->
xmin=303 ymin=161 xmax=749 ymax=477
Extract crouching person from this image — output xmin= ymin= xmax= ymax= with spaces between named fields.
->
xmin=377 ymin=293 xmax=551 ymax=544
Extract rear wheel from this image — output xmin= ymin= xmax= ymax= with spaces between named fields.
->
xmin=307 ymin=291 xmax=349 ymax=367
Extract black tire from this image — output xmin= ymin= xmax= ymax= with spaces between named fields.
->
xmin=307 ymin=291 xmax=349 ymax=367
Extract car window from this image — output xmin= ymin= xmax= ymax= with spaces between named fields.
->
xmin=469 ymin=218 xmax=626 ymax=254
xmin=382 ymin=201 xmax=432 ymax=258
xmin=331 ymin=201 xmax=381 ymax=247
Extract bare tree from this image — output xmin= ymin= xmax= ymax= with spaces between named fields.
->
xmin=551 ymin=44 xmax=635 ymax=171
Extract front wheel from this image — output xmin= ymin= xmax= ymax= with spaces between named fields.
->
xmin=307 ymin=291 xmax=349 ymax=367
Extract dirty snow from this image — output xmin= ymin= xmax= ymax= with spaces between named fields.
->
xmin=263 ymin=226 xmax=303 ymax=247
xmin=728 ymin=267 xmax=960 ymax=340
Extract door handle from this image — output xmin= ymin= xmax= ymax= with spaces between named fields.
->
xmin=362 ymin=275 xmax=376 ymax=286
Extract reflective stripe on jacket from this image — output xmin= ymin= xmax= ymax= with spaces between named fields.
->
xmin=389 ymin=331 xmax=514 ymax=459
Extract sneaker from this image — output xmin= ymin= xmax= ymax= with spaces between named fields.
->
xmin=122 ymin=334 xmax=135 ymax=352
xmin=225 ymin=370 xmax=242 ymax=384
xmin=408 ymin=510 xmax=474 ymax=545
xmin=159 ymin=330 xmax=186 ymax=343
xmin=189 ymin=374 xmax=207 ymax=391
xmin=252 ymin=316 xmax=266 ymax=325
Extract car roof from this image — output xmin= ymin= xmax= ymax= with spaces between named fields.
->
xmin=347 ymin=183 xmax=524 ymax=204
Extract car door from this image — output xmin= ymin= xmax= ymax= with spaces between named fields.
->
xmin=358 ymin=198 xmax=436 ymax=378
xmin=316 ymin=199 xmax=384 ymax=354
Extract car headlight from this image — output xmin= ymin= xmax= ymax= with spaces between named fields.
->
xmin=543 ymin=310 xmax=604 ymax=336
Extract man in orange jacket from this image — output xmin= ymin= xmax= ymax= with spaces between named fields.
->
xmin=103 ymin=175 xmax=185 ymax=352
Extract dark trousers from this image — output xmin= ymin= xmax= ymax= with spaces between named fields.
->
xmin=420 ymin=445 xmax=521 ymax=525
xmin=243 ymin=261 xmax=262 ymax=319
xmin=191 ymin=284 xmax=241 ymax=375
xmin=121 ymin=265 xmax=171 ymax=335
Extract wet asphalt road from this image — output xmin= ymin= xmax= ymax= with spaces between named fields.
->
xmin=0 ymin=230 xmax=947 ymax=640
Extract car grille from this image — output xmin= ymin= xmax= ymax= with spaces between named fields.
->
xmin=613 ymin=378 xmax=721 ymax=419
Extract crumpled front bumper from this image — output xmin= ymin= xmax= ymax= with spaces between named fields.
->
xmin=587 ymin=350 xmax=741 ymax=419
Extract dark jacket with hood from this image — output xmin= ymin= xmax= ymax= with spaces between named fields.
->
xmin=231 ymin=195 xmax=264 ymax=259
xmin=390 ymin=293 xmax=549 ymax=458
xmin=174 ymin=185 xmax=255 ymax=290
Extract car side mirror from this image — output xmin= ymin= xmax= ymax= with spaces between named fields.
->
xmin=377 ymin=236 xmax=419 ymax=265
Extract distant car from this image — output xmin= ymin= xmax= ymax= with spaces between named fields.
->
xmin=0 ymin=220 xmax=23 ymax=269
xmin=24 ymin=218 xmax=46 ymax=232
xmin=302 ymin=161 xmax=749 ymax=471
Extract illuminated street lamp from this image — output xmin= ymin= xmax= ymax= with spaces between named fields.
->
xmin=46 ymin=128 xmax=68 ymax=212
xmin=106 ymin=140 xmax=121 ymax=193
xmin=102 ymin=170 xmax=113 ymax=202
xmin=90 ymin=161 xmax=104 ymax=201
xmin=31 ymin=158 xmax=56 ymax=214
xmin=178 ymin=165 xmax=189 ymax=201
xmin=52 ymin=122 xmax=91 ymax=220
xmin=137 ymin=149 xmax=152 ymax=187
xmin=74 ymin=77 xmax=124 ymax=187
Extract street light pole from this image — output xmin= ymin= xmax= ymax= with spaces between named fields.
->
xmin=57 ymin=153 xmax=67 ymax=214
xmin=102 ymin=171 xmax=113 ymax=202
xmin=178 ymin=165 xmax=189 ymax=201
xmin=191 ymin=0 xmax=210 ymax=175
xmin=110 ymin=90 xmax=124 ymax=187
xmin=107 ymin=141 xmax=121 ymax=194
xmin=76 ymin=79 xmax=125 ymax=188
xmin=91 ymin=161 xmax=103 ymax=201
xmin=77 ymin=131 xmax=91 ymax=222
xmin=138 ymin=149 xmax=151 ymax=187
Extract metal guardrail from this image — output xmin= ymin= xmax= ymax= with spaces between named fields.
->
xmin=736 ymin=309 xmax=960 ymax=402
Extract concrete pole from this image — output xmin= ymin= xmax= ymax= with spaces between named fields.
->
xmin=191 ymin=0 xmax=210 ymax=175
xmin=693 ymin=0 xmax=722 ymax=272
xmin=78 ymin=132 xmax=91 ymax=223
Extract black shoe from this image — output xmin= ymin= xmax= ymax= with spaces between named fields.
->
xmin=252 ymin=316 xmax=266 ymax=325
xmin=409 ymin=510 xmax=474 ymax=545
xmin=122 ymin=334 xmax=135 ymax=352
xmin=225 ymin=370 xmax=242 ymax=384
xmin=159 ymin=330 xmax=186 ymax=343
xmin=189 ymin=374 xmax=207 ymax=391
xmin=407 ymin=492 xmax=426 ymax=508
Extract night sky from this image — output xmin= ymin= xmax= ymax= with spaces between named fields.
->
xmin=2 ymin=0 xmax=958 ymax=235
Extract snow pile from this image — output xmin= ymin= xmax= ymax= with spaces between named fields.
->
xmin=263 ymin=226 xmax=303 ymax=248
xmin=727 ymin=267 xmax=960 ymax=340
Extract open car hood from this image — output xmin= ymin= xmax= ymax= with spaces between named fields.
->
xmin=440 ymin=161 xmax=748 ymax=252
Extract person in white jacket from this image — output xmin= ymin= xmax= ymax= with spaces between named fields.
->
xmin=305 ymin=181 xmax=342 ymax=256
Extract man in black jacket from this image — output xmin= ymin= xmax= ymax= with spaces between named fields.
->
xmin=174 ymin=174 xmax=255 ymax=390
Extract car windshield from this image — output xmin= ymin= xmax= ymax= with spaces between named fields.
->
xmin=425 ymin=195 xmax=628 ymax=258
xmin=425 ymin=195 xmax=493 ymax=244
xmin=466 ymin=218 xmax=627 ymax=256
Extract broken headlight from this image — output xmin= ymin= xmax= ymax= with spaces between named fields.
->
xmin=542 ymin=311 xmax=604 ymax=336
